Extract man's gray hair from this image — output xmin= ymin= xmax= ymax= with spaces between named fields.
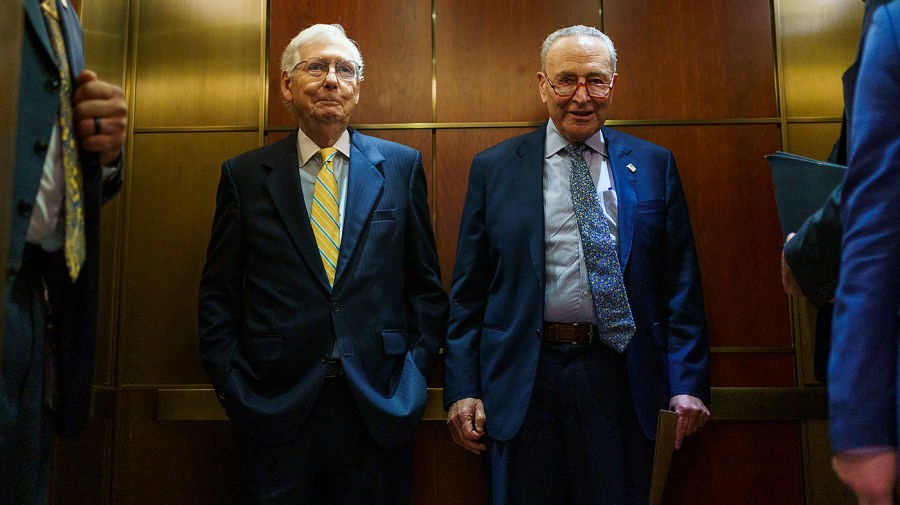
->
xmin=280 ymin=23 xmax=365 ymax=81
xmin=540 ymin=25 xmax=617 ymax=74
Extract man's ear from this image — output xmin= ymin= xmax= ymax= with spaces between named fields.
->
xmin=537 ymin=72 xmax=548 ymax=104
xmin=280 ymin=71 xmax=292 ymax=100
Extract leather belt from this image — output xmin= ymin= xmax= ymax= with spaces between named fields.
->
xmin=325 ymin=359 xmax=343 ymax=377
xmin=541 ymin=322 xmax=598 ymax=344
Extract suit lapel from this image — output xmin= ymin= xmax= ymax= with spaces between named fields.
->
xmin=24 ymin=0 xmax=55 ymax=65
xmin=334 ymin=130 xmax=385 ymax=287
xmin=264 ymin=130 xmax=332 ymax=290
xmin=603 ymin=127 xmax=636 ymax=269
xmin=515 ymin=128 xmax=547 ymax=287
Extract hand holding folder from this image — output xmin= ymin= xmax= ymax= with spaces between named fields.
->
xmin=766 ymin=151 xmax=846 ymax=238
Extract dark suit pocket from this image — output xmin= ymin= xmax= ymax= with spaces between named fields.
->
xmin=382 ymin=329 xmax=409 ymax=355
xmin=372 ymin=208 xmax=398 ymax=221
xmin=241 ymin=334 xmax=282 ymax=362
xmin=636 ymin=199 xmax=665 ymax=214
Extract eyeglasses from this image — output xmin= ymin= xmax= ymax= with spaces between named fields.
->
xmin=546 ymin=76 xmax=614 ymax=98
xmin=294 ymin=57 xmax=361 ymax=80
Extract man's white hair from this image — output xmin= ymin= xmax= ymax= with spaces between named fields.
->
xmin=540 ymin=25 xmax=617 ymax=74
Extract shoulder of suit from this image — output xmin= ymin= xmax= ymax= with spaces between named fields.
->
xmin=475 ymin=128 xmax=543 ymax=161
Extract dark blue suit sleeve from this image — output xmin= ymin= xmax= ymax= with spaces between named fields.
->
xmin=403 ymin=151 xmax=449 ymax=376
xmin=829 ymin=2 xmax=900 ymax=453
xmin=198 ymin=162 xmax=244 ymax=399
xmin=443 ymin=155 xmax=489 ymax=408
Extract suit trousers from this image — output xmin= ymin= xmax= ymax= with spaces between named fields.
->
xmin=1 ymin=246 xmax=64 ymax=505
xmin=484 ymin=341 xmax=653 ymax=505
xmin=232 ymin=375 xmax=414 ymax=505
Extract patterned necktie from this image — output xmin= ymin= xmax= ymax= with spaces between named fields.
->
xmin=41 ymin=0 xmax=86 ymax=282
xmin=565 ymin=143 xmax=636 ymax=352
xmin=311 ymin=147 xmax=341 ymax=285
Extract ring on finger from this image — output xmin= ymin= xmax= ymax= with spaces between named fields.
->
xmin=94 ymin=116 xmax=102 ymax=135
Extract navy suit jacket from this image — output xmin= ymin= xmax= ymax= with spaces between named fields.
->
xmin=198 ymin=128 xmax=447 ymax=448
xmin=6 ymin=0 xmax=121 ymax=436
xmin=829 ymin=0 xmax=900 ymax=453
xmin=444 ymin=125 xmax=710 ymax=441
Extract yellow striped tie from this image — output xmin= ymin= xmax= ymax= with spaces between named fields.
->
xmin=311 ymin=147 xmax=341 ymax=285
xmin=41 ymin=0 xmax=85 ymax=281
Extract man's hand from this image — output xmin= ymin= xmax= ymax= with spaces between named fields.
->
xmin=447 ymin=397 xmax=486 ymax=455
xmin=781 ymin=232 xmax=802 ymax=296
xmin=73 ymin=70 xmax=127 ymax=166
xmin=670 ymin=394 xmax=710 ymax=449
xmin=832 ymin=450 xmax=898 ymax=505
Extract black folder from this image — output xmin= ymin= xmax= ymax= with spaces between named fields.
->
xmin=766 ymin=151 xmax=846 ymax=238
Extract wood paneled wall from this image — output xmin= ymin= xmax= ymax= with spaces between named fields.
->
xmin=49 ymin=0 xmax=863 ymax=504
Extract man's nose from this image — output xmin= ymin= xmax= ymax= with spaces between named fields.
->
xmin=571 ymin=82 xmax=592 ymax=103
xmin=322 ymin=66 xmax=340 ymax=87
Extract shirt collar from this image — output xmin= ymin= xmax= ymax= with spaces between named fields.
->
xmin=296 ymin=128 xmax=352 ymax=167
xmin=543 ymin=120 xmax=607 ymax=159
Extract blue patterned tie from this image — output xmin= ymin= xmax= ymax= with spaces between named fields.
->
xmin=565 ymin=143 xmax=635 ymax=352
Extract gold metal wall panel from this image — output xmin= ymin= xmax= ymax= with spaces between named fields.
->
xmin=267 ymin=0 xmax=433 ymax=127
xmin=79 ymin=0 xmax=128 ymax=87
xmin=79 ymin=0 xmax=130 ymax=387
xmin=785 ymin=122 xmax=843 ymax=159
xmin=119 ymin=131 xmax=259 ymax=385
xmin=779 ymin=0 xmax=863 ymax=118
xmin=604 ymin=0 xmax=777 ymax=120
xmin=434 ymin=0 xmax=600 ymax=123
xmin=132 ymin=0 xmax=261 ymax=128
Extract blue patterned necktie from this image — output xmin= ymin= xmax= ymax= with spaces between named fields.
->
xmin=565 ymin=143 xmax=636 ymax=352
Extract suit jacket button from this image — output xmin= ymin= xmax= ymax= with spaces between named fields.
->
xmin=17 ymin=200 xmax=34 ymax=217
xmin=34 ymin=140 xmax=49 ymax=155
xmin=330 ymin=303 xmax=341 ymax=313
xmin=320 ymin=355 xmax=330 ymax=364
xmin=45 ymin=78 xmax=60 ymax=92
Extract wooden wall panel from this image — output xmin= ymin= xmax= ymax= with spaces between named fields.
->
xmin=711 ymin=353 xmax=796 ymax=387
xmin=112 ymin=391 xmax=233 ymax=504
xmin=664 ymin=421 xmax=803 ymax=504
xmin=434 ymin=0 xmax=599 ymax=123
xmin=268 ymin=0 xmax=433 ymax=127
xmin=119 ymin=132 xmax=259 ymax=385
xmin=434 ymin=128 xmax=533 ymax=288
xmin=50 ymin=419 xmax=113 ymax=505
xmin=603 ymin=0 xmax=777 ymax=120
xmin=133 ymin=0 xmax=262 ymax=128
xmin=433 ymin=422 xmax=488 ymax=505
xmin=616 ymin=125 xmax=789 ymax=348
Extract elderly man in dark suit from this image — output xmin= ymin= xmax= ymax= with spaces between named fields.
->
xmin=444 ymin=25 xmax=710 ymax=505
xmin=198 ymin=23 xmax=447 ymax=505
xmin=2 ymin=1 xmax=127 ymax=503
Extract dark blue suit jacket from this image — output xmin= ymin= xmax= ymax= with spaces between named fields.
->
xmin=444 ymin=125 xmax=710 ymax=441
xmin=6 ymin=0 xmax=121 ymax=436
xmin=198 ymin=129 xmax=447 ymax=448
xmin=829 ymin=0 xmax=900 ymax=453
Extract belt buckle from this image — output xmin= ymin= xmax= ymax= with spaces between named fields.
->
xmin=573 ymin=323 xmax=594 ymax=344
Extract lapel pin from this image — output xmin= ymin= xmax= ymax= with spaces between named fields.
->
xmin=626 ymin=163 xmax=637 ymax=173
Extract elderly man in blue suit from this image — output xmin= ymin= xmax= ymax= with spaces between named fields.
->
xmin=828 ymin=2 xmax=900 ymax=504
xmin=2 ymin=1 xmax=127 ymax=504
xmin=198 ymin=23 xmax=447 ymax=504
xmin=444 ymin=25 xmax=710 ymax=505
